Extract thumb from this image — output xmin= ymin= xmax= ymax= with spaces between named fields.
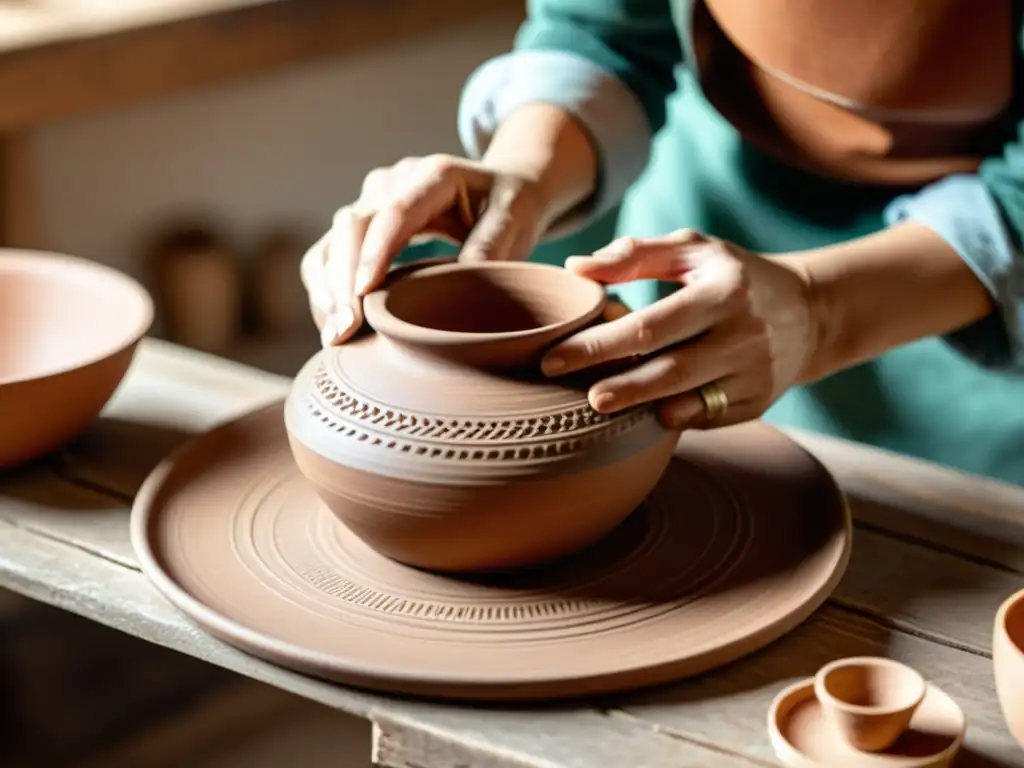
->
xmin=564 ymin=239 xmax=677 ymax=284
xmin=566 ymin=230 xmax=706 ymax=283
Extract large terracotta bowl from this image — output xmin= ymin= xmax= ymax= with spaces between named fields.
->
xmin=0 ymin=250 xmax=153 ymax=467
xmin=995 ymin=587 xmax=1024 ymax=748
xmin=285 ymin=260 xmax=681 ymax=573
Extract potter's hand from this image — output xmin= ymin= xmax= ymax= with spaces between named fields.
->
xmin=300 ymin=154 xmax=548 ymax=347
xmin=540 ymin=230 xmax=821 ymax=430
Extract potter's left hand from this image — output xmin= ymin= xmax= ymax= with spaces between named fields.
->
xmin=540 ymin=229 xmax=821 ymax=430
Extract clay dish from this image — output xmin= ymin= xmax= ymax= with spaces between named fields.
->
xmin=994 ymin=587 xmax=1024 ymax=748
xmin=814 ymin=657 xmax=927 ymax=752
xmin=285 ymin=260 xmax=679 ymax=573
xmin=768 ymin=669 xmax=965 ymax=768
xmin=0 ymin=249 xmax=153 ymax=467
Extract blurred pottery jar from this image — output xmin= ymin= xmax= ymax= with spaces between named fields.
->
xmin=250 ymin=229 xmax=309 ymax=337
xmin=146 ymin=225 xmax=242 ymax=355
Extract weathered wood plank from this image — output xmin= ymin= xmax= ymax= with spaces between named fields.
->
xmin=0 ymin=0 xmax=524 ymax=130
xmin=834 ymin=526 xmax=1023 ymax=656
xmin=786 ymin=428 xmax=1024 ymax=573
xmin=371 ymin=710 xmax=765 ymax=768
xmin=80 ymin=678 xmax=335 ymax=768
xmin=3 ymin=503 xmax=1016 ymax=767
xmin=617 ymin=607 xmax=1021 ymax=767
xmin=0 ymin=466 xmax=135 ymax=566
xmin=3 ymin=484 xmax=1015 ymax=765
xmin=0 ymin=517 xmax=738 ymax=768
xmin=6 ymin=339 xmax=1023 ymax=765
xmin=59 ymin=338 xmax=287 ymax=498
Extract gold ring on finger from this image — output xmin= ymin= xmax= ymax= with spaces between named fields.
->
xmin=698 ymin=381 xmax=729 ymax=423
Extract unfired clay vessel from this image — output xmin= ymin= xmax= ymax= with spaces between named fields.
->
xmin=994 ymin=587 xmax=1024 ymax=750
xmin=768 ymin=657 xmax=965 ymax=768
xmin=0 ymin=249 xmax=153 ymax=467
xmin=284 ymin=260 xmax=679 ymax=573
xmin=814 ymin=657 xmax=926 ymax=753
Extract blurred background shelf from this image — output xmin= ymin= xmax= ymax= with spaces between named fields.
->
xmin=227 ymin=331 xmax=319 ymax=376
xmin=0 ymin=0 xmax=527 ymax=252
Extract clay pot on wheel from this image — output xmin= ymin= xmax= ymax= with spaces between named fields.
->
xmin=284 ymin=260 xmax=680 ymax=573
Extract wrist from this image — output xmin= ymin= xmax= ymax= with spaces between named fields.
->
xmin=782 ymin=222 xmax=995 ymax=381
xmin=779 ymin=251 xmax=841 ymax=383
xmin=481 ymin=102 xmax=598 ymax=227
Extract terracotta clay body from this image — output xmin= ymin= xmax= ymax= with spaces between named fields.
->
xmin=284 ymin=261 xmax=680 ymax=573
xmin=769 ymin=658 xmax=965 ymax=767
xmin=0 ymin=249 xmax=153 ymax=467
xmin=131 ymin=401 xmax=851 ymax=701
xmin=813 ymin=657 xmax=927 ymax=753
xmin=994 ymin=587 xmax=1024 ymax=749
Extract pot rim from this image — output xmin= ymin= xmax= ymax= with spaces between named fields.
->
xmin=362 ymin=260 xmax=606 ymax=348
xmin=812 ymin=656 xmax=927 ymax=717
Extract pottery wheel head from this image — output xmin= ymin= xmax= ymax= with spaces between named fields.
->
xmin=132 ymin=402 xmax=852 ymax=701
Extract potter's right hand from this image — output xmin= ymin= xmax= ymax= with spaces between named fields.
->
xmin=301 ymin=154 xmax=549 ymax=347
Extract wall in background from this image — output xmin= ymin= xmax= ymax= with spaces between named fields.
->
xmin=29 ymin=13 xmax=522 ymax=279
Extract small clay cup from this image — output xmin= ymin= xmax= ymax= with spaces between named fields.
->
xmin=813 ymin=656 xmax=927 ymax=752
xmin=994 ymin=587 xmax=1024 ymax=748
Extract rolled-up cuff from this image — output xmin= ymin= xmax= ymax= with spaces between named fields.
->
xmin=884 ymin=173 xmax=1024 ymax=371
xmin=457 ymin=50 xmax=652 ymax=239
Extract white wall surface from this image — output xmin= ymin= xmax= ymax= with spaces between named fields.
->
xmin=29 ymin=13 xmax=521 ymax=280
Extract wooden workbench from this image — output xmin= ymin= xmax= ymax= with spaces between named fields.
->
xmin=0 ymin=0 xmax=523 ymax=247
xmin=1 ymin=338 xmax=1022 ymax=766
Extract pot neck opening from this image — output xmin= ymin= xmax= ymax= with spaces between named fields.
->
xmin=362 ymin=263 xmax=606 ymax=371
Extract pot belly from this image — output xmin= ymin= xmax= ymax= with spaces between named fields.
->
xmin=287 ymin=428 xmax=678 ymax=573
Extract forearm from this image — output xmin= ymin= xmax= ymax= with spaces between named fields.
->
xmin=482 ymin=102 xmax=599 ymax=228
xmin=789 ymin=221 xmax=995 ymax=381
xmin=457 ymin=0 xmax=682 ymax=238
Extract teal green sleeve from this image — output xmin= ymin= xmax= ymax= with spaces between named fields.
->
xmin=514 ymin=0 xmax=684 ymax=135
xmin=457 ymin=1 xmax=683 ymax=236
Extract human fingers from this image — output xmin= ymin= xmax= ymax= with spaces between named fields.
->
xmin=357 ymin=155 xmax=491 ymax=295
xmin=583 ymin=313 xmax=767 ymax=410
xmin=320 ymin=205 xmax=373 ymax=346
xmin=563 ymin=229 xmax=707 ymax=283
xmin=459 ymin=177 xmax=539 ymax=263
xmin=301 ymin=159 xmax=395 ymax=337
xmin=300 ymin=232 xmax=332 ymax=323
xmin=540 ymin=260 xmax=741 ymax=376
xmin=656 ymin=374 xmax=763 ymax=430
